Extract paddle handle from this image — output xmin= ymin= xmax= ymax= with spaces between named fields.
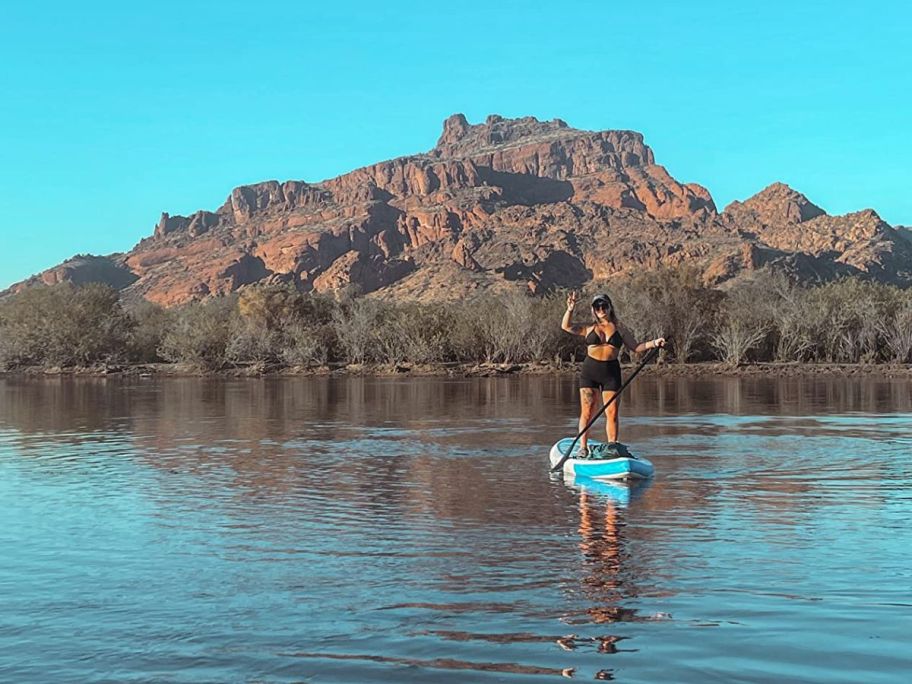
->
xmin=550 ymin=346 xmax=660 ymax=473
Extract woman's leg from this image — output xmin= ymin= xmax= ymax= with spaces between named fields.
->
xmin=578 ymin=388 xmax=598 ymax=452
xmin=601 ymin=390 xmax=619 ymax=443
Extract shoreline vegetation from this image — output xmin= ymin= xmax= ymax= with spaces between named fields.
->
xmin=3 ymin=361 xmax=912 ymax=379
xmin=1 ymin=267 xmax=910 ymax=377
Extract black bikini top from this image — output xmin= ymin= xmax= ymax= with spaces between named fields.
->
xmin=585 ymin=326 xmax=623 ymax=348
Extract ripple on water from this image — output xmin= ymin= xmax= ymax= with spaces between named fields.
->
xmin=1 ymin=376 xmax=911 ymax=682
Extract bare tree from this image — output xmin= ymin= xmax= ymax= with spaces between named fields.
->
xmin=331 ymin=297 xmax=385 ymax=364
xmin=621 ymin=266 xmax=715 ymax=363
xmin=282 ymin=323 xmax=330 ymax=367
xmin=711 ymin=275 xmax=777 ymax=364
xmin=877 ymin=293 xmax=912 ymax=363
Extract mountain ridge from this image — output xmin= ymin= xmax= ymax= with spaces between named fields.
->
xmin=8 ymin=114 xmax=911 ymax=304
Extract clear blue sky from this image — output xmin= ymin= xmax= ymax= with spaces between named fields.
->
xmin=1 ymin=0 xmax=910 ymax=289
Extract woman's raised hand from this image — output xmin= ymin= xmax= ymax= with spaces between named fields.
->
xmin=566 ymin=291 xmax=578 ymax=310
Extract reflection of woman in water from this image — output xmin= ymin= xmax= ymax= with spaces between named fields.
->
xmin=573 ymin=487 xmax=670 ymax=635
xmin=577 ymin=490 xmax=638 ymax=627
xmin=559 ymin=487 xmax=669 ymax=676
xmin=578 ymin=491 xmax=620 ymax=587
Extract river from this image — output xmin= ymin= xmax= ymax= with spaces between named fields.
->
xmin=1 ymin=375 xmax=910 ymax=682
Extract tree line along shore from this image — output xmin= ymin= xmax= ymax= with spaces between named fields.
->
xmin=1 ymin=267 xmax=911 ymax=374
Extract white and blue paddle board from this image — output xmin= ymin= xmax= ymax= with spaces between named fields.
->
xmin=549 ymin=438 xmax=654 ymax=481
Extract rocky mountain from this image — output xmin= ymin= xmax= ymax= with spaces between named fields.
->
xmin=8 ymin=114 xmax=911 ymax=304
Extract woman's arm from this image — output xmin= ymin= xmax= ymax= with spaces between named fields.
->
xmin=561 ymin=291 xmax=586 ymax=335
xmin=618 ymin=321 xmax=665 ymax=354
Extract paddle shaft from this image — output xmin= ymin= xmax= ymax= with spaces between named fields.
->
xmin=551 ymin=346 xmax=660 ymax=473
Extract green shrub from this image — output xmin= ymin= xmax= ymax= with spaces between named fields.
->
xmin=0 ymin=283 xmax=132 ymax=368
xmin=1 ymin=272 xmax=909 ymax=370
xmin=877 ymin=289 xmax=912 ymax=363
xmin=237 ymin=283 xmax=303 ymax=330
xmin=126 ymin=300 xmax=173 ymax=362
xmin=604 ymin=266 xmax=717 ymax=362
xmin=228 ymin=285 xmax=339 ymax=365
xmin=158 ymin=297 xmax=237 ymax=369
xmin=282 ymin=322 xmax=333 ymax=366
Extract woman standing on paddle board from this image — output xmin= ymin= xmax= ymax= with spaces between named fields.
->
xmin=561 ymin=292 xmax=665 ymax=457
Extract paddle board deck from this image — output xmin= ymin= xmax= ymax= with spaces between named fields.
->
xmin=549 ymin=438 xmax=655 ymax=481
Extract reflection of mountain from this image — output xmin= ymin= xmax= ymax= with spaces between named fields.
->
xmin=0 ymin=375 xmax=899 ymax=522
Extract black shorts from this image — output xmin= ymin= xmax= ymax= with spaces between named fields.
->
xmin=580 ymin=356 xmax=622 ymax=392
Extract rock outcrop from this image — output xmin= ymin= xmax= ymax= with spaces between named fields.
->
xmin=724 ymin=185 xmax=912 ymax=283
xmin=724 ymin=182 xmax=825 ymax=228
xmin=8 ymin=254 xmax=138 ymax=294
xmin=7 ymin=115 xmax=911 ymax=304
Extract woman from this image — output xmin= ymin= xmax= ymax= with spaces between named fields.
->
xmin=561 ymin=292 xmax=665 ymax=458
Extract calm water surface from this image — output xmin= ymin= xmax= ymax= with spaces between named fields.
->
xmin=1 ymin=375 xmax=910 ymax=683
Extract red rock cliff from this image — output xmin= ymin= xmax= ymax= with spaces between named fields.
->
xmin=8 ymin=115 xmax=910 ymax=304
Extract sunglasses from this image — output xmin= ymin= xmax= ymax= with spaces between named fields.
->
xmin=593 ymin=302 xmax=611 ymax=311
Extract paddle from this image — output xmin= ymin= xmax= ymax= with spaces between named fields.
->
xmin=551 ymin=345 xmax=662 ymax=473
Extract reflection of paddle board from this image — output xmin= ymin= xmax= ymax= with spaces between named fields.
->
xmin=565 ymin=473 xmax=651 ymax=507
xmin=549 ymin=438 xmax=655 ymax=481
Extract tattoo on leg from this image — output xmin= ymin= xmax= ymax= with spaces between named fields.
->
xmin=602 ymin=391 xmax=619 ymax=442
